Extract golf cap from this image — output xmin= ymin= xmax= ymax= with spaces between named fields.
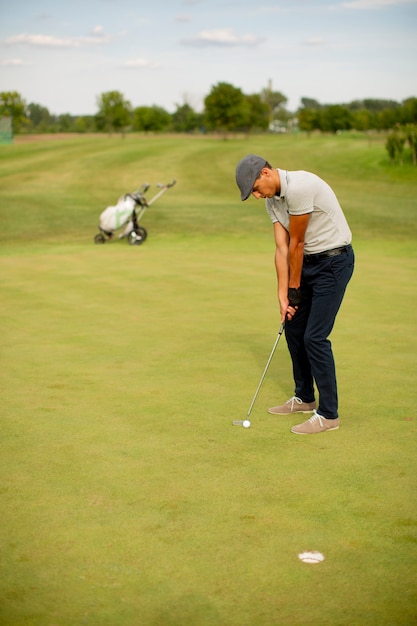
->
xmin=235 ymin=154 xmax=267 ymax=201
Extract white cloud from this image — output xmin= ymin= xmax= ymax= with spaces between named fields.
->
xmin=340 ymin=0 xmax=417 ymax=8
xmin=181 ymin=28 xmax=264 ymax=47
xmin=0 ymin=58 xmax=27 ymax=66
xmin=3 ymin=29 xmax=113 ymax=48
xmin=175 ymin=15 xmax=192 ymax=22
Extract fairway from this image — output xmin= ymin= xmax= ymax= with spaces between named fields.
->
xmin=1 ymin=134 xmax=416 ymax=625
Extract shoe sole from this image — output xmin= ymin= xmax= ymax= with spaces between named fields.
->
xmin=291 ymin=425 xmax=340 ymax=435
xmin=268 ymin=409 xmax=315 ymax=415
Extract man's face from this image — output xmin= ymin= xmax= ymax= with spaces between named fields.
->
xmin=251 ymin=169 xmax=276 ymax=199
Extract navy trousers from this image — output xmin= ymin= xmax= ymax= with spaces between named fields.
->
xmin=285 ymin=246 xmax=355 ymax=419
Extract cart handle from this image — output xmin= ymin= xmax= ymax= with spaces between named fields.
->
xmin=147 ymin=180 xmax=176 ymax=207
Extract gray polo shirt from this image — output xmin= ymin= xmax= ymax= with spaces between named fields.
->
xmin=266 ymin=169 xmax=352 ymax=254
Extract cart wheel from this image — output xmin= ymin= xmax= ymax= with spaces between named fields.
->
xmin=136 ymin=226 xmax=147 ymax=241
xmin=94 ymin=233 xmax=106 ymax=244
xmin=128 ymin=230 xmax=144 ymax=245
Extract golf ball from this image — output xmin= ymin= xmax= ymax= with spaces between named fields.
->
xmin=242 ymin=420 xmax=251 ymax=428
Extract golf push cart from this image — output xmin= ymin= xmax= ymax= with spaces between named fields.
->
xmin=94 ymin=180 xmax=176 ymax=245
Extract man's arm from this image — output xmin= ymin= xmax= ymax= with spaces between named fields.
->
xmin=288 ymin=212 xmax=310 ymax=285
xmin=273 ymin=222 xmax=290 ymax=323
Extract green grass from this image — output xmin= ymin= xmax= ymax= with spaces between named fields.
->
xmin=1 ymin=133 xmax=416 ymax=626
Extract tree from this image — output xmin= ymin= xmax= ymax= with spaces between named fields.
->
xmin=132 ymin=105 xmax=171 ymax=132
xmin=298 ymin=107 xmax=321 ymax=133
xmin=350 ymin=108 xmax=373 ymax=132
xmin=27 ymin=102 xmax=53 ymax=131
xmin=374 ymin=107 xmax=400 ymax=130
xmin=260 ymin=83 xmax=288 ymax=126
xmin=385 ymin=130 xmax=405 ymax=165
xmin=298 ymin=98 xmax=324 ymax=133
xmin=386 ymin=133 xmax=397 ymax=164
xmin=0 ymin=91 xmax=28 ymax=133
xmin=243 ymin=94 xmax=270 ymax=132
xmin=171 ymin=103 xmax=202 ymax=133
xmin=204 ymin=82 xmax=247 ymax=136
xmin=404 ymin=124 xmax=417 ymax=166
xmin=320 ymin=105 xmax=352 ymax=133
xmin=300 ymin=98 xmax=322 ymax=110
xmin=96 ymin=91 xmax=132 ymax=135
xmin=73 ymin=116 xmax=96 ymax=133
xmin=56 ymin=114 xmax=75 ymax=132
xmin=401 ymin=98 xmax=417 ymax=125
xmin=362 ymin=98 xmax=399 ymax=113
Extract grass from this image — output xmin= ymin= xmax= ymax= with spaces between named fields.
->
xmin=1 ymin=133 xmax=416 ymax=626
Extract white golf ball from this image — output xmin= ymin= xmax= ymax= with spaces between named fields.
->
xmin=242 ymin=420 xmax=251 ymax=428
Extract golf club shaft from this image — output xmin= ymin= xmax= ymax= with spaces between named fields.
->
xmin=247 ymin=323 xmax=285 ymax=418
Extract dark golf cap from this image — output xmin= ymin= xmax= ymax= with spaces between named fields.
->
xmin=235 ymin=154 xmax=267 ymax=201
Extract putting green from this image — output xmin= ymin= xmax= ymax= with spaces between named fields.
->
xmin=1 ymin=133 xmax=416 ymax=625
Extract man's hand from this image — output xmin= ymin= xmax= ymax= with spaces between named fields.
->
xmin=280 ymin=295 xmax=298 ymax=323
xmin=285 ymin=304 xmax=298 ymax=321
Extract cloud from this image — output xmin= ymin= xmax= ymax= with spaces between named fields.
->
xmin=175 ymin=15 xmax=192 ymax=22
xmin=0 ymin=58 xmax=27 ymax=66
xmin=3 ymin=27 xmax=113 ymax=48
xmin=340 ymin=0 xmax=416 ymax=8
xmin=181 ymin=28 xmax=264 ymax=47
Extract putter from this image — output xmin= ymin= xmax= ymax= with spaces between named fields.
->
xmin=233 ymin=322 xmax=285 ymax=426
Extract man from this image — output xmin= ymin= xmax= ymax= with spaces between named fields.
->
xmin=235 ymin=154 xmax=354 ymax=434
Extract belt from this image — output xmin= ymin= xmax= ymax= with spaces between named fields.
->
xmin=304 ymin=244 xmax=352 ymax=264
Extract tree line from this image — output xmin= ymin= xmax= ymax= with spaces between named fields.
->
xmin=297 ymin=97 xmax=417 ymax=133
xmin=1 ymin=84 xmax=416 ymax=163
xmin=2 ymin=84 xmax=417 ymax=134
xmin=0 ymin=84 xmax=281 ymax=135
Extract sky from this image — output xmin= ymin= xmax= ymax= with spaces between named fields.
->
xmin=1 ymin=0 xmax=417 ymax=116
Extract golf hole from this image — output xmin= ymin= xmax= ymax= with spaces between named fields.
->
xmin=298 ymin=550 xmax=325 ymax=564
